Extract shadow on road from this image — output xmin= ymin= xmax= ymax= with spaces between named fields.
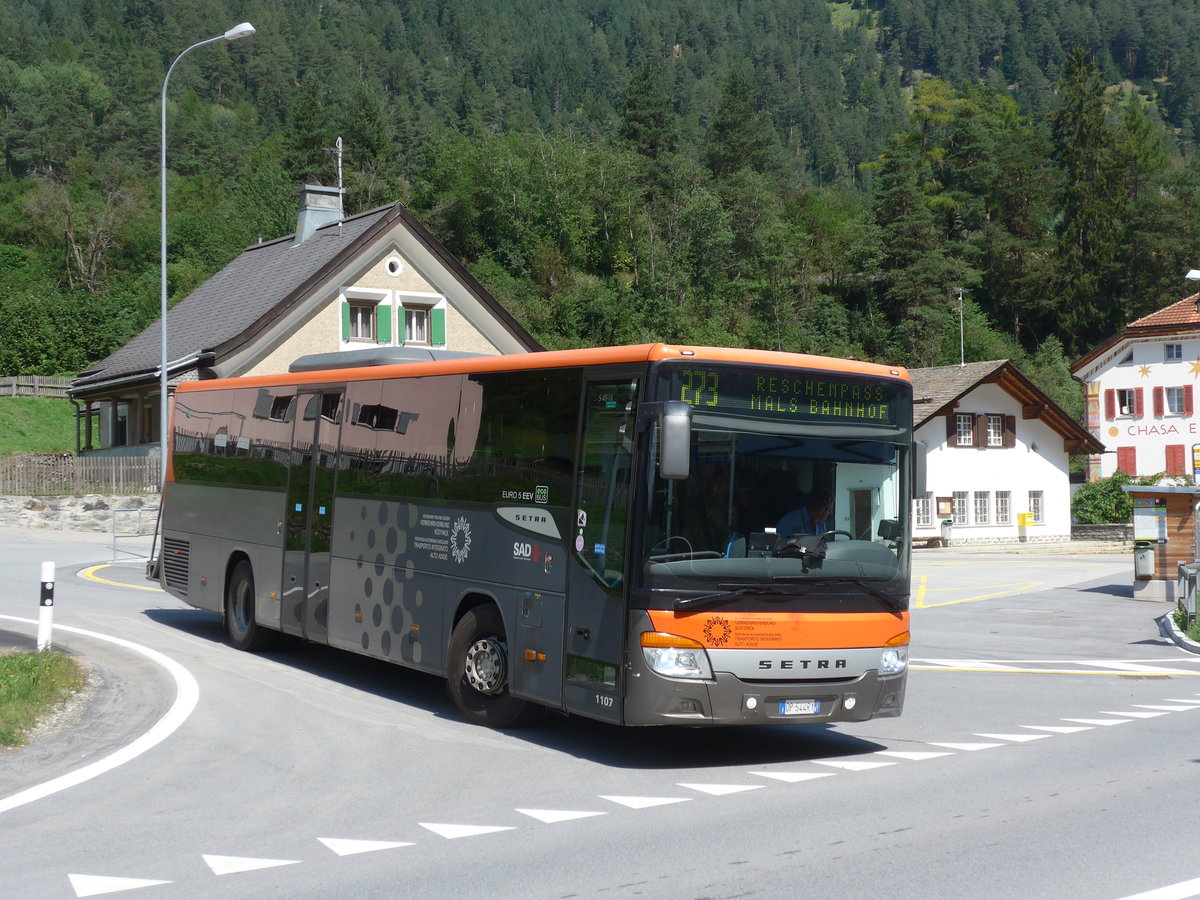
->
xmin=142 ymin=607 xmax=888 ymax=769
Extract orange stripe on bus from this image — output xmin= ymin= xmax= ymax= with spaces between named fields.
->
xmin=646 ymin=610 xmax=910 ymax=650
xmin=175 ymin=343 xmax=911 ymax=393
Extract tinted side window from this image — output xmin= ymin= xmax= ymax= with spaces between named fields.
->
xmin=447 ymin=369 xmax=581 ymax=506
xmin=172 ymin=386 xmax=295 ymax=487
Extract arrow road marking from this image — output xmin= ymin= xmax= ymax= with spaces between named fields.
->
xmin=68 ymin=874 xmax=172 ymax=898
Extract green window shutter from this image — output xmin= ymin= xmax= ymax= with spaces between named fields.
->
xmin=376 ymin=303 xmax=392 ymax=343
xmin=431 ymin=307 xmax=446 ymax=346
xmin=341 ymin=301 xmax=350 ymax=341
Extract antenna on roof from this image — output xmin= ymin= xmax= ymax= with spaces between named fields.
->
xmin=324 ymin=137 xmax=344 ymax=234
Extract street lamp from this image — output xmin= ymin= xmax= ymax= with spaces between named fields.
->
xmin=159 ymin=22 xmax=255 ymax=488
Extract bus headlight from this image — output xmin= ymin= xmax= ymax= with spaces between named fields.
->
xmin=880 ymin=632 xmax=910 ymax=675
xmin=640 ymin=632 xmax=713 ymax=680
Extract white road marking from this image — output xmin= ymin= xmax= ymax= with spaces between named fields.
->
xmin=874 ymin=751 xmax=954 ymax=761
xmin=974 ymin=733 xmax=1051 ymax=743
xmin=1114 ymin=875 xmax=1200 ymax=900
xmin=598 ymin=795 xmax=691 ymax=809
xmin=929 ymin=741 xmax=1004 ymax=751
xmin=1063 ymin=717 xmax=1131 ymax=726
xmin=677 ymin=783 xmax=764 ymax=795
xmin=317 ymin=838 xmax=413 ymax=856
xmin=68 ymin=874 xmax=171 ymax=897
xmin=515 ymin=808 xmax=607 ymax=824
xmin=417 ymin=823 xmax=515 ymax=839
xmin=747 ymin=771 xmax=836 ymax=783
xmin=0 ymin=615 xmax=199 ymax=816
xmin=1023 ymin=725 xmax=1093 ymax=734
xmin=202 ymin=855 xmax=300 ymax=875
xmin=812 ymin=760 xmax=896 ymax=771
xmin=1132 ymin=704 xmax=1200 ymax=712
xmin=1100 ymin=711 xmax=1167 ymax=719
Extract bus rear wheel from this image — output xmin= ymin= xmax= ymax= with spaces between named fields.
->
xmin=447 ymin=605 xmax=532 ymax=728
xmin=225 ymin=560 xmax=276 ymax=652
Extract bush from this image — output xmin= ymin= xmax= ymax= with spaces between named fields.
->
xmin=1071 ymin=472 xmax=1135 ymax=525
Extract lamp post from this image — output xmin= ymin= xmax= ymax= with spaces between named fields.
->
xmin=953 ymin=287 xmax=967 ymax=368
xmin=160 ymin=22 xmax=255 ymax=488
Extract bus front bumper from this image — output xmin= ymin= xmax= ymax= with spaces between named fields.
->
xmin=622 ymin=667 xmax=906 ymax=726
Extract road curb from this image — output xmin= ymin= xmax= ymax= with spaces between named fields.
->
xmin=1155 ymin=613 xmax=1200 ymax=655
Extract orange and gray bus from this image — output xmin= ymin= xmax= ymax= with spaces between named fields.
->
xmin=151 ymin=343 xmax=913 ymax=727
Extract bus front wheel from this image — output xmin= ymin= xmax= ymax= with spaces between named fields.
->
xmin=225 ymin=560 xmax=276 ymax=652
xmin=447 ymin=605 xmax=531 ymax=728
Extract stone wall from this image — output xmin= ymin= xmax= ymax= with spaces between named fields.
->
xmin=1071 ymin=523 xmax=1134 ymax=542
xmin=0 ymin=495 xmax=161 ymax=533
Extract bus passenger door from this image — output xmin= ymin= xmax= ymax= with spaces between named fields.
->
xmin=565 ymin=379 xmax=638 ymax=724
xmin=283 ymin=391 xmax=343 ymax=644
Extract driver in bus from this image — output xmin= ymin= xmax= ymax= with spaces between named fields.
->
xmin=776 ymin=488 xmax=832 ymax=537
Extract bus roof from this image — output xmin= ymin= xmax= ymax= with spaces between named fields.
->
xmin=175 ymin=344 xmax=911 ymax=393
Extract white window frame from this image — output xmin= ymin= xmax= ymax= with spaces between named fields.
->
xmin=952 ymin=491 xmax=968 ymax=525
xmin=986 ymin=415 xmax=1003 ymax=447
xmin=955 ymin=414 xmax=974 ymax=447
xmin=1166 ymin=343 xmax=1183 ymax=361
xmin=404 ymin=306 xmax=430 ymax=345
xmin=1028 ymin=490 xmax=1044 ymax=524
xmin=996 ymin=491 xmax=1011 ymax=525
xmin=1166 ymin=386 xmax=1186 ymax=415
xmin=348 ymin=301 xmax=376 ymax=341
xmin=1116 ymin=388 xmax=1136 ymax=417
xmin=915 ymin=493 xmax=932 ymax=527
xmin=973 ymin=491 xmax=990 ymax=524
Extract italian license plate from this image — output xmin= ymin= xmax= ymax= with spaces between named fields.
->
xmin=779 ymin=699 xmax=820 ymax=716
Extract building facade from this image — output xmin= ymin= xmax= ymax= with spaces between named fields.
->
xmin=1071 ymin=293 xmax=1200 ymax=481
xmin=910 ymin=361 xmax=1103 ymax=545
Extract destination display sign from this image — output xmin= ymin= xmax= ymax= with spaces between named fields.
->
xmin=660 ymin=364 xmax=904 ymax=426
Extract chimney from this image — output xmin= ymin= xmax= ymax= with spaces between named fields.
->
xmin=293 ymin=185 xmax=345 ymax=245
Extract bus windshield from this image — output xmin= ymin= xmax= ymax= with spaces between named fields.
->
xmin=639 ymin=363 xmax=911 ymax=603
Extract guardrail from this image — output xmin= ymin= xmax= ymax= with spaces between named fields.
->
xmin=1177 ymin=562 xmax=1198 ymax=627
xmin=111 ymin=506 xmax=159 ymax=565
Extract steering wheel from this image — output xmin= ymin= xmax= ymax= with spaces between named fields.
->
xmin=822 ymin=530 xmax=854 ymax=541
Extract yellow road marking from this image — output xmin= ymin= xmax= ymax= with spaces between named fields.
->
xmin=915 ymin=581 xmax=1045 ymax=608
xmin=79 ymin=565 xmax=162 ymax=591
xmin=910 ymin=665 xmax=1200 ymax=677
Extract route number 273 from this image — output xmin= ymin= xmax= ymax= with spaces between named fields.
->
xmin=680 ymin=370 xmax=719 ymax=408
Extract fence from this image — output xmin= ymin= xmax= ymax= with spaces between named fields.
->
xmin=0 ymin=454 xmax=159 ymax=495
xmin=0 ymin=376 xmax=72 ymax=399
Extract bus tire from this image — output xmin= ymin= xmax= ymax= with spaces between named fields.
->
xmin=447 ymin=605 xmax=532 ymax=728
xmin=225 ymin=560 xmax=276 ymax=652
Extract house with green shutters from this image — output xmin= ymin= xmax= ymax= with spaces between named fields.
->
xmin=68 ymin=186 xmax=542 ymax=457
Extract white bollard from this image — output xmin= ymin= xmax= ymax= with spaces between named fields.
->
xmin=37 ymin=561 xmax=54 ymax=652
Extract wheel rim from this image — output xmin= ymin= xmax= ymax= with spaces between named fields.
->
xmin=464 ymin=636 xmax=507 ymax=694
xmin=231 ymin=580 xmax=252 ymax=632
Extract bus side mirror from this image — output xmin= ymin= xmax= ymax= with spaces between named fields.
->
xmin=659 ymin=401 xmax=692 ymax=480
xmin=912 ymin=439 xmax=927 ymax=497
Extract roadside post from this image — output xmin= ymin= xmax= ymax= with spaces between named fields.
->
xmin=37 ymin=561 xmax=54 ymax=651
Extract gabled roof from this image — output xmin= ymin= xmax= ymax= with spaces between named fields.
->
xmin=1072 ymin=293 xmax=1200 ymax=372
xmin=70 ymin=200 xmax=542 ymax=395
xmin=910 ymin=360 xmax=1103 ymax=454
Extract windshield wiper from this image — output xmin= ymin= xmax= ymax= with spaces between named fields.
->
xmin=797 ymin=577 xmax=906 ymax=614
xmin=672 ymin=586 xmax=784 ymax=612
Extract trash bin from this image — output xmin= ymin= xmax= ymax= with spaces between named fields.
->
xmin=1134 ymin=540 xmax=1155 ymax=579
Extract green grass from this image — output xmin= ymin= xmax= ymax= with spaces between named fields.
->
xmin=0 ymin=397 xmax=77 ymax=455
xmin=0 ymin=650 xmax=85 ymax=746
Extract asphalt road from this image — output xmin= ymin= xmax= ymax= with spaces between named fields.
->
xmin=2 ymin=533 xmax=1199 ymax=900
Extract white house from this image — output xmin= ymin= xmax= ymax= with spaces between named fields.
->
xmin=1071 ymin=292 xmax=1200 ymax=480
xmin=910 ymin=361 xmax=1103 ymax=545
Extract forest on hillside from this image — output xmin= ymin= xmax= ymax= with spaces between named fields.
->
xmin=1 ymin=0 xmax=1199 ymax=422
